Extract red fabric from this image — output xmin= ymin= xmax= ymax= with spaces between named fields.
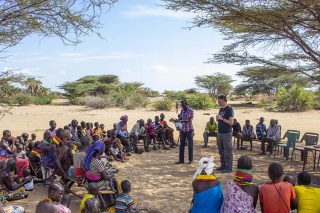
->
xmin=16 ymin=157 xmax=30 ymax=178
xmin=74 ymin=167 xmax=84 ymax=177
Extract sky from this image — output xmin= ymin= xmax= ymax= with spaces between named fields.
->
xmin=0 ymin=0 xmax=242 ymax=93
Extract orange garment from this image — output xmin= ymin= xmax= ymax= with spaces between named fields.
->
xmin=259 ymin=181 xmax=296 ymax=213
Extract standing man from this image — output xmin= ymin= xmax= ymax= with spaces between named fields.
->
xmin=174 ymin=100 xmax=194 ymax=164
xmin=216 ymin=95 xmax=234 ymax=173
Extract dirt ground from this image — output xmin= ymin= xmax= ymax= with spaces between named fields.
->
xmin=2 ymin=100 xmax=320 ymax=213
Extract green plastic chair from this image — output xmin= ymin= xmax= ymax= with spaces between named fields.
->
xmin=273 ymin=130 xmax=300 ymax=160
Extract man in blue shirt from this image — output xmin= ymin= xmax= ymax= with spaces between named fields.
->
xmin=256 ymin=117 xmax=267 ymax=140
xmin=237 ymin=120 xmax=254 ymax=151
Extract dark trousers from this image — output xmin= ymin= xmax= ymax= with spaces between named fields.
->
xmin=261 ymin=137 xmax=276 ymax=153
xmin=179 ymin=130 xmax=194 ymax=162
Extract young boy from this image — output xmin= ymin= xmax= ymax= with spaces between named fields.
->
xmin=84 ymin=198 xmax=100 ymax=213
xmin=79 ymin=182 xmax=106 ymax=213
xmin=109 ymin=142 xmax=125 ymax=163
xmin=23 ymin=169 xmax=34 ymax=191
xmin=94 ymin=122 xmax=102 ymax=139
xmin=116 ymin=180 xmax=148 ymax=213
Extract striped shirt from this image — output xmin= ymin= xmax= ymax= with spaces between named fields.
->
xmin=73 ymin=150 xmax=86 ymax=168
xmin=116 ymin=193 xmax=134 ymax=213
xmin=89 ymin=158 xmax=105 ymax=175
xmin=180 ymin=107 xmax=194 ymax=132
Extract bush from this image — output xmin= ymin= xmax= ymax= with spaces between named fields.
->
xmin=34 ymin=95 xmax=54 ymax=105
xmin=153 ymin=98 xmax=173 ymax=111
xmin=123 ymin=93 xmax=149 ymax=110
xmin=186 ymin=93 xmax=216 ymax=110
xmin=11 ymin=93 xmax=34 ymax=106
xmin=163 ymin=90 xmax=187 ymax=100
xmin=70 ymin=97 xmax=85 ymax=105
xmin=275 ymin=84 xmax=314 ymax=111
xmin=84 ymin=96 xmax=114 ymax=109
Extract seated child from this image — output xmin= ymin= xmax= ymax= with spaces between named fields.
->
xmin=23 ymin=169 xmax=34 ymax=191
xmin=109 ymin=143 xmax=125 ymax=163
xmin=116 ymin=180 xmax=149 ymax=213
xmin=84 ymin=198 xmax=100 ymax=213
xmin=58 ymin=194 xmax=72 ymax=213
xmin=15 ymin=144 xmax=28 ymax=159
xmin=79 ymin=182 xmax=107 ymax=213
xmin=283 ymin=174 xmax=297 ymax=187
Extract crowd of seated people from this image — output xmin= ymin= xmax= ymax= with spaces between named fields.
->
xmin=191 ymin=155 xmax=320 ymax=213
xmin=202 ymin=116 xmax=281 ymax=154
xmin=0 ymin=113 xmax=179 ymax=212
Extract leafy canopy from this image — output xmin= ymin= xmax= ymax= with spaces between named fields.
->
xmin=164 ymin=0 xmax=320 ymax=82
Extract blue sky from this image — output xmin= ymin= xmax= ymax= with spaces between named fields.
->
xmin=0 ymin=0 xmax=241 ymax=93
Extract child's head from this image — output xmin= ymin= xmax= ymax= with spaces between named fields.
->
xmin=87 ymin=182 xmax=99 ymax=195
xmin=16 ymin=144 xmax=23 ymax=153
xmin=77 ymin=125 xmax=83 ymax=132
xmin=268 ymin=163 xmax=283 ymax=182
xmin=113 ymin=142 xmax=119 ymax=149
xmin=31 ymin=133 xmax=36 ymax=140
xmin=110 ymin=130 xmax=116 ymax=139
xmin=23 ymin=168 xmax=31 ymax=178
xmin=92 ymin=135 xmax=99 ymax=142
xmin=21 ymin=133 xmax=29 ymax=142
xmin=94 ymin=122 xmax=99 ymax=128
xmin=28 ymin=142 xmax=35 ymax=152
xmin=61 ymin=194 xmax=71 ymax=208
xmin=283 ymin=174 xmax=297 ymax=187
xmin=121 ymin=180 xmax=131 ymax=193
xmin=99 ymin=124 xmax=105 ymax=130
xmin=147 ymin=118 xmax=152 ymax=124
xmin=84 ymin=198 xmax=100 ymax=213
xmin=297 ymin=171 xmax=311 ymax=186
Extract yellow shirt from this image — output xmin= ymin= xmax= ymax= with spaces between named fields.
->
xmin=294 ymin=185 xmax=320 ymax=213
xmin=78 ymin=193 xmax=94 ymax=213
xmin=94 ymin=127 xmax=102 ymax=138
xmin=205 ymin=121 xmax=217 ymax=133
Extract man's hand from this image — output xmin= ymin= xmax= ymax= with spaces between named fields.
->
xmin=23 ymin=176 xmax=32 ymax=183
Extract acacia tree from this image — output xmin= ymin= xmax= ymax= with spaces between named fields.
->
xmin=164 ymin=0 xmax=320 ymax=82
xmin=195 ymin=73 xmax=234 ymax=99
xmin=0 ymin=0 xmax=117 ymax=51
xmin=234 ymin=66 xmax=312 ymax=95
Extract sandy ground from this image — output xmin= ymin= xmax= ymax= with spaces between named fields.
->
xmin=2 ymin=99 xmax=320 ymax=213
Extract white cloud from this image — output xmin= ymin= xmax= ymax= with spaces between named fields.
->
xmin=122 ymin=5 xmax=195 ymax=20
xmin=58 ymin=70 xmax=66 ymax=75
xmin=121 ymin=69 xmax=133 ymax=74
xmin=149 ymin=65 xmax=170 ymax=73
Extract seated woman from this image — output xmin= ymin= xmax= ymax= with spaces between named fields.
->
xmin=220 ymin=155 xmax=259 ymax=212
xmin=294 ymin=171 xmax=320 ymax=212
xmin=0 ymin=130 xmax=14 ymax=161
xmin=153 ymin=116 xmax=169 ymax=150
xmin=83 ymin=141 xmax=116 ymax=191
xmin=259 ymin=163 xmax=297 ymax=213
xmin=0 ymin=159 xmax=31 ymax=204
xmin=14 ymin=144 xmax=30 ymax=178
xmin=190 ymin=157 xmax=224 ymax=213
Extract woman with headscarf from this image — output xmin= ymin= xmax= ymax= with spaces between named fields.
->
xmin=190 ymin=157 xmax=224 ymax=213
xmin=83 ymin=141 xmax=115 ymax=191
xmin=220 ymin=155 xmax=259 ymax=213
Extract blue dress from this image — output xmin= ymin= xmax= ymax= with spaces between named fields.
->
xmin=191 ymin=184 xmax=224 ymax=213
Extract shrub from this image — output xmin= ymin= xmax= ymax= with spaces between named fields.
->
xmin=163 ymin=90 xmax=187 ymax=100
xmin=11 ymin=93 xmax=34 ymax=106
xmin=123 ymin=93 xmax=149 ymax=110
xmin=70 ymin=97 xmax=85 ymax=105
xmin=34 ymin=95 xmax=54 ymax=105
xmin=186 ymin=93 xmax=216 ymax=110
xmin=275 ymin=84 xmax=314 ymax=111
xmin=153 ymin=98 xmax=173 ymax=111
xmin=84 ymin=96 xmax=114 ymax=109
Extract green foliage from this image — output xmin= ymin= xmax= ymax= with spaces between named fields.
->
xmin=34 ymin=95 xmax=54 ymax=105
xmin=70 ymin=97 xmax=85 ymax=106
xmin=153 ymin=98 xmax=173 ymax=111
xmin=84 ymin=96 xmax=114 ymax=109
xmin=163 ymin=90 xmax=187 ymax=100
xmin=275 ymin=84 xmax=314 ymax=111
xmin=186 ymin=93 xmax=216 ymax=110
xmin=60 ymin=75 xmax=119 ymax=98
xmin=235 ymin=66 xmax=313 ymax=95
xmin=123 ymin=94 xmax=150 ymax=110
xmin=11 ymin=93 xmax=34 ymax=106
xmin=195 ymin=73 xmax=234 ymax=99
xmin=164 ymin=0 xmax=320 ymax=82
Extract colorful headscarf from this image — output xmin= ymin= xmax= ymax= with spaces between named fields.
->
xmin=193 ymin=157 xmax=215 ymax=179
xmin=83 ymin=141 xmax=105 ymax=171
xmin=120 ymin=115 xmax=128 ymax=121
